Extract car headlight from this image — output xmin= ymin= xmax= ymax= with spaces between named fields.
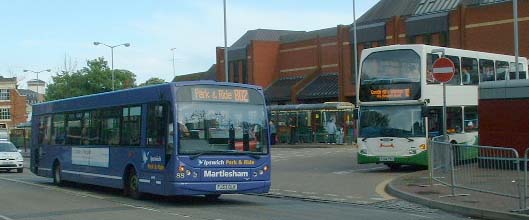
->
xmin=16 ymin=154 xmax=23 ymax=161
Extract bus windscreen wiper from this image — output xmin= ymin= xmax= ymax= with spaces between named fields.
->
xmin=189 ymin=150 xmax=228 ymax=160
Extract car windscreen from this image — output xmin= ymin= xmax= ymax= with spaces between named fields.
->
xmin=0 ymin=142 xmax=17 ymax=152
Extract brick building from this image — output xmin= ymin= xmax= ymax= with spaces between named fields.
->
xmin=174 ymin=0 xmax=527 ymax=105
xmin=0 ymin=77 xmax=28 ymax=129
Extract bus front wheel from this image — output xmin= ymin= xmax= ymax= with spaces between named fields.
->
xmin=386 ymin=163 xmax=401 ymax=171
xmin=205 ymin=194 xmax=221 ymax=201
xmin=125 ymin=167 xmax=143 ymax=200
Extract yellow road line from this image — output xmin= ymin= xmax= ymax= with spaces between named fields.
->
xmin=375 ymin=176 xmax=397 ymax=200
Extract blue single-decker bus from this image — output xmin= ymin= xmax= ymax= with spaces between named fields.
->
xmin=30 ymin=81 xmax=271 ymax=199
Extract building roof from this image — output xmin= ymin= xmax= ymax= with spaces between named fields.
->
xmin=18 ymin=89 xmax=39 ymax=103
xmin=280 ymin=27 xmax=338 ymax=43
xmin=28 ymin=79 xmax=46 ymax=84
xmin=172 ymin=64 xmax=217 ymax=82
xmin=297 ymin=73 xmax=339 ymax=100
xmin=356 ymin=0 xmax=420 ymax=25
xmin=264 ymin=76 xmax=304 ymax=102
xmin=0 ymin=76 xmax=16 ymax=83
xmin=230 ymin=29 xmax=302 ymax=49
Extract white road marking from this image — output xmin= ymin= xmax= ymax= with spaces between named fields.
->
xmin=0 ymin=215 xmax=14 ymax=220
xmin=301 ymin=192 xmax=317 ymax=195
xmin=283 ymin=190 xmax=297 ymax=193
xmin=324 ymin=194 xmax=339 ymax=197
xmin=0 ymin=176 xmax=197 ymax=219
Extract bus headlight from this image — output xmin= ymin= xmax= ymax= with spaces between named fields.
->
xmin=258 ymin=170 xmax=264 ymax=175
xmin=185 ymin=170 xmax=191 ymax=176
xmin=253 ymin=171 xmax=258 ymax=177
xmin=419 ymin=144 xmax=427 ymax=150
xmin=178 ymin=165 xmax=186 ymax=173
xmin=360 ymin=149 xmax=367 ymax=154
xmin=409 ymin=147 xmax=417 ymax=155
xmin=263 ymin=165 xmax=269 ymax=172
xmin=192 ymin=172 xmax=198 ymax=178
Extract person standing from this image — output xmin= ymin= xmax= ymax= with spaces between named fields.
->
xmin=326 ymin=118 xmax=337 ymax=144
xmin=288 ymin=116 xmax=297 ymax=144
xmin=269 ymin=120 xmax=277 ymax=145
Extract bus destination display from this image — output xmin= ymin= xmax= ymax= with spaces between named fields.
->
xmin=192 ymin=87 xmax=250 ymax=103
xmin=370 ymin=88 xmax=411 ymax=99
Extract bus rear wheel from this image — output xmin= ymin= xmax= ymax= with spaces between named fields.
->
xmin=53 ymin=162 xmax=63 ymax=186
xmin=126 ymin=168 xmax=143 ymax=200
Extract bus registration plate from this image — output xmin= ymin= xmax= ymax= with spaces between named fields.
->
xmin=379 ymin=156 xmax=395 ymax=162
xmin=216 ymin=184 xmax=237 ymax=191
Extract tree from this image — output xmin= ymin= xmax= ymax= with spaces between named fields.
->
xmin=45 ymin=57 xmax=136 ymax=101
xmin=139 ymin=77 xmax=166 ymax=87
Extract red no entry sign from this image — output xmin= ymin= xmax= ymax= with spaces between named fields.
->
xmin=432 ymin=57 xmax=455 ymax=83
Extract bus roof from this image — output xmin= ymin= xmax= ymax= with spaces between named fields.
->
xmin=361 ymin=44 xmax=528 ymax=61
xmin=33 ymin=81 xmax=263 ymax=116
xmin=480 ymin=80 xmax=529 ymax=100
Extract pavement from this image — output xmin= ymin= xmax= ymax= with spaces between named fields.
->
xmin=387 ymin=170 xmax=529 ymax=220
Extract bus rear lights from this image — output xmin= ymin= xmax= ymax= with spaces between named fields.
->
xmin=419 ymin=144 xmax=427 ymax=150
xmin=178 ymin=165 xmax=186 ymax=173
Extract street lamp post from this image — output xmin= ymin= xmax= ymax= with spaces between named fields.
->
xmin=23 ymin=69 xmax=51 ymax=102
xmin=170 ymin=48 xmax=177 ymax=79
xmin=93 ymin=42 xmax=131 ymax=91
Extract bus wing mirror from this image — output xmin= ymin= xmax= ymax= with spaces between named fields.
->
xmin=421 ymin=106 xmax=429 ymax=117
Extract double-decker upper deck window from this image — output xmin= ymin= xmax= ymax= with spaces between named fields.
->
xmin=479 ymin=59 xmax=495 ymax=82
xmin=496 ymin=61 xmax=509 ymax=81
xmin=461 ymin=57 xmax=478 ymax=85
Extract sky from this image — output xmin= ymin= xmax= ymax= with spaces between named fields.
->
xmin=0 ymin=0 xmax=379 ymax=88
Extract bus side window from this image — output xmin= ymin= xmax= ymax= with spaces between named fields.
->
xmin=51 ymin=114 xmax=65 ymax=145
xmin=147 ymin=103 xmax=167 ymax=146
xmin=446 ymin=107 xmax=463 ymax=134
xmin=39 ymin=115 xmax=51 ymax=145
xmin=427 ymin=53 xmax=439 ymax=84
xmin=446 ymin=55 xmax=461 ymax=85
xmin=461 ymin=57 xmax=478 ymax=85
xmin=101 ymin=108 xmax=121 ymax=145
xmin=121 ymin=106 xmax=142 ymax=146
xmin=427 ymin=107 xmax=442 ymax=137
xmin=519 ymin=63 xmax=527 ymax=79
xmin=464 ymin=106 xmax=478 ymax=132
xmin=496 ymin=61 xmax=509 ymax=81
xmin=479 ymin=59 xmax=495 ymax=82
xmin=509 ymin=62 xmax=526 ymax=80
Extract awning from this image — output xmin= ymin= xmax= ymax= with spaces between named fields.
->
xmin=228 ymin=47 xmax=247 ymax=61
xmin=297 ymin=73 xmax=339 ymax=100
xmin=406 ymin=12 xmax=449 ymax=36
xmin=264 ymin=76 xmax=304 ymax=102
xmin=350 ymin=22 xmax=386 ymax=43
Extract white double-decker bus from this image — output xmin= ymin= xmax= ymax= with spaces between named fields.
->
xmin=356 ymin=44 xmax=528 ymax=169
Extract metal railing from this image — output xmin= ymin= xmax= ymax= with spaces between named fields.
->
xmin=429 ymin=136 xmax=525 ymax=210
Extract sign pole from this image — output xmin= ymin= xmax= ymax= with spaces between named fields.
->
xmin=442 ymin=83 xmax=447 ymax=141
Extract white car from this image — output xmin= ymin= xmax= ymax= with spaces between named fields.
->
xmin=0 ymin=141 xmax=23 ymax=173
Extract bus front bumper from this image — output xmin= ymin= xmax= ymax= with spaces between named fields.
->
xmin=166 ymin=180 xmax=271 ymax=196
xmin=357 ymin=151 xmax=428 ymax=167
